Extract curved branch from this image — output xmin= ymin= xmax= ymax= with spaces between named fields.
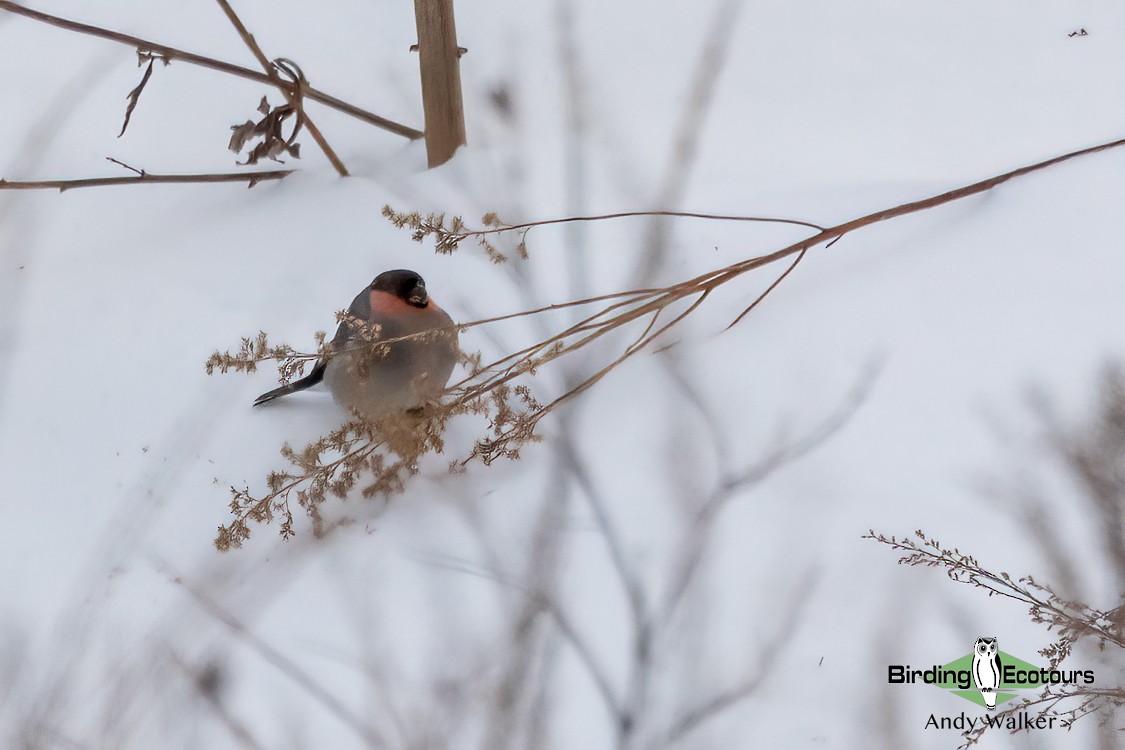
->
xmin=463 ymin=210 xmax=826 ymax=238
xmin=213 ymin=0 xmax=348 ymax=176
xmin=0 ymin=0 xmax=422 ymax=140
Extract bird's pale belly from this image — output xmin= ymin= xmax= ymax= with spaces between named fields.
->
xmin=322 ymin=335 xmax=457 ymax=421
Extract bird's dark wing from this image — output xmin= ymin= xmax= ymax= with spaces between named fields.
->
xmin=253 ymin=286 xmax=372 ymax=407
xmin=331 ymin=287 xmax=374 ymax=346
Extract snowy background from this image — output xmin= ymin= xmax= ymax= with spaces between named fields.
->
xmin=1 ymin=0 xmax=1122 ymax=748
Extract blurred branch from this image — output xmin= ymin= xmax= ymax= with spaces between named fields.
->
xmin=409 ymin=548 xmax=626 ymax=728
xmin=542 ymin=598 xmax=627 ymax=724
xmin=169 ymin=653 xmax=267 ymax=750
xmin=0 ymin=168 xmax=292 ymax=191
xmin=0 ymin=0 xmax=422 ymax=140
xmin=636 ymin=0 xmax=745 ymax=284
xmin=663 ymin=566 xmax=816 ymax=745
xmin=212 ymin=0 xmax=348 ymax=176
xmin=659 ymin=361 xmax=878 ymax=631
xmin=554 ymin=438 xmax=649 ymax=745
xmin=177 ymin=580 xmax=388 ymax=748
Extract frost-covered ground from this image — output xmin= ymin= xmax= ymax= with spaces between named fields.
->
xmin=1 ymin=1 xmax=1122 ymax=748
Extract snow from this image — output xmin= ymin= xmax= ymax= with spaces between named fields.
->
xmin=1 ymin=0 xmax=1122 ymax=748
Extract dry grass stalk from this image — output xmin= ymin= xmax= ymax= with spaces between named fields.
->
xmin=209 ymin=139 xmax=1125 ymax=548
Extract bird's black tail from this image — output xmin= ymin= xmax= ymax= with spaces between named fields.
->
xmin=253 ymin=361 xmax=326 ymax=406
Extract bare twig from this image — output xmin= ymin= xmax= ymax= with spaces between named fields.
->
xmin=212 ymin=0 xmax=348 ymax=176
xmin=0 ymin=0 xmax=422 ymax=140
xmin=725 ymin=245 xmax=807 ymax=330
xmin=0 ymin=169 xmax=293 ymax=192
xmin=462 ymin=209 xmax=825 ymax=239
xmin=104 ymin=157 xmax=144 ymax=176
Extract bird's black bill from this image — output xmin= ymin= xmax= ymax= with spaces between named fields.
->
xmin=407 ymin=283 xmax=428 ymax=307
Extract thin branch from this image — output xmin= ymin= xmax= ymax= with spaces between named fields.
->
xmin=632 ymin=0 xmax=745 ymax=287
xmin=105 ymin=156 xmax=144 ymax=176
xmin=542 ymin=598 xmax=627 ymax=724
xmin=407 ymin=549 xmax=626 ymax=725
xmin=0 ymin=169 xmax=292 ymax=192
xmin=561 ymin=442 xmax=645 ymax=613
xmin=213 ymin=0 xmax=348 ymax=176
xmin=725 ymin=246 xmax=807 ymax=330
xmin=431 ymin=139 xmax=1125 ymax=480
xmin=0 ymin=169 xmax=293 ymax=192
xmin=0 ymin=0 xmax=422 ymax=140
xmin=626 ymin=137 xmax=1125 ymax=337
xmin=463 ymin=210 xmax=826 ymax=239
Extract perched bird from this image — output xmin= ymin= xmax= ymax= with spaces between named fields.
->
xmin=254 ymin=269 xmax=458 ymax=420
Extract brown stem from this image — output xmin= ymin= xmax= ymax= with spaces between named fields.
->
xmin=213 ymin=0 xmax=349 ymax=176
xmin=0 ymin=169 xmax=293 ymax=192
xmin=0 ymin=0 xmax=422 ymax=140
xmin=462 ymin=209 xmax=826 ymax=239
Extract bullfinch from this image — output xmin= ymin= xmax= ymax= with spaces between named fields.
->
xmin=253 ymin=269 xmax=458 ymax=419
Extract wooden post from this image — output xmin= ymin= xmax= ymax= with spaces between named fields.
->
xmin=413 ymin=0 xmax=467 ymax=168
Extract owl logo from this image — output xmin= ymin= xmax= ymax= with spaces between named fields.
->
xmin=972 ymin=637 xmax=1003 ymax=709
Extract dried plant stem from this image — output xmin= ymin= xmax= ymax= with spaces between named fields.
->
xmin=456 ymin=210 xmax=826 ymax=240
xmin=213 ymin=0 xmax=349 ymax=176
xmin=866 ymin=531 xmax=1125 ymax=650
xmin=450 ymin=137 xmax=1125 ymax=464
xmin=0 ymin=0 xmax=422 ymax=140
xmin=0 ymin=169 xmax=293 ymax=192
xmin=214 ymin=138 xmax=1125 ymax=546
